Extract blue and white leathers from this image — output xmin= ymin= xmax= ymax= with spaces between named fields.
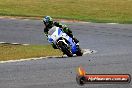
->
xmin=48 ymin=26 xmax=77 ymax=54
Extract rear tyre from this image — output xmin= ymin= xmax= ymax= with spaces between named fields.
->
xmin=76 ymin=46 xmax=83 ymax=56
xmin=58 ymin=41 xmax=73 ymax=57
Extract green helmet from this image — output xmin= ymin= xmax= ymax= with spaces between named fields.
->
xmin=43 ymin=16 xmax=53 ymax=26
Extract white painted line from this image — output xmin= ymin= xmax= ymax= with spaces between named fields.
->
xmin=0 ymin=57 xmax=47 ymax=63
xmin=22 ymin=44 xmax=30 ymax=46
xmin=83 ymin=49 xmax=91 ymax=55
xmin=83 ymin=49 xmax=97 ymax=55
xmin=59 ymin=49 xmax=96 ymax=57
xmin=0 ymin=42 xmax=6 ymax=44
xmin=0 ymin=42 xmax=30 ymax=46
xmin=0 ymin=56 xmax=63 ymax=64
xmin=0 ymin=49 xmax=97 ymax=64
xmin=11 ymin=43 xmax=21 ymax=45
xmin=0 ymin=42 xmax=10 ymax=44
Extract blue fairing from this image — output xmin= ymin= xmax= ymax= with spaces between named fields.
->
xmin=48 ymin=38 xmax=53 ymax=43
xmin=58 ymin=28 xmax=62 ymax=35
xmin=68 ymin=37 xmax=77 ymax=53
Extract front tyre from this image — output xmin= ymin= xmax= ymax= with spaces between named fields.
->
xmin=58 ymin=41 xmax=73 ymax=57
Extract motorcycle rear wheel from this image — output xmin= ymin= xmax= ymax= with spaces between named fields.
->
xmin=76 ymin=46 xmax=83 ymax=56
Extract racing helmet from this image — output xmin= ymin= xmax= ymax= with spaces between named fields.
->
xmin=43 ymin=16 xmax=53 ymax=26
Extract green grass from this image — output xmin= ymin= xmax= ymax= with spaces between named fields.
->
xmin=0 ymin=0 xmax=132 ymax=23
xmin=0 ymin=44 xmax=62 ymax=61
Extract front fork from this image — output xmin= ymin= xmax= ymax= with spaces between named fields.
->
xmin=57 ymin=39 xmax=71 ymax=51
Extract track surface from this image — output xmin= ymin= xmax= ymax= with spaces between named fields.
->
xmin=0 ymin=18 xmax=132 ymax=88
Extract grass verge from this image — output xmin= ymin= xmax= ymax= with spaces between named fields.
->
xmin=0 ymin=0 xmax=132 ymax=23
xmin=0 ymin=44 xmax=62 ymax=61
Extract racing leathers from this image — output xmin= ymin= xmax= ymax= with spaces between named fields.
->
xmin=44 ymin=22 xmax=79 ymax=49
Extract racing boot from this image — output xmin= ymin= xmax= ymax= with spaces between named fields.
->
xmin=72 ymin=37 xmax=79 ymax=45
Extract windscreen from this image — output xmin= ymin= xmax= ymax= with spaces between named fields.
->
xmin=48 ymin=26 xmax=57 ymax=35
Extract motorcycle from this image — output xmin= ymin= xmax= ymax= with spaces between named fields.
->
xmin=48 ymin=26 xmax=83 ymax=57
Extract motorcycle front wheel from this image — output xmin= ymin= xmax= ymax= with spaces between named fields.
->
xmin=58 ymin=41 xmax=73 ymax=57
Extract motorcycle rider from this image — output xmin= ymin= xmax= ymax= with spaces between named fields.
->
xmin=43 ymin=16 xmax=79 ymax=49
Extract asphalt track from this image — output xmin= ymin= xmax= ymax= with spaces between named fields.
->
xmin=0 ymin=18 xmax=132 ymax=88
